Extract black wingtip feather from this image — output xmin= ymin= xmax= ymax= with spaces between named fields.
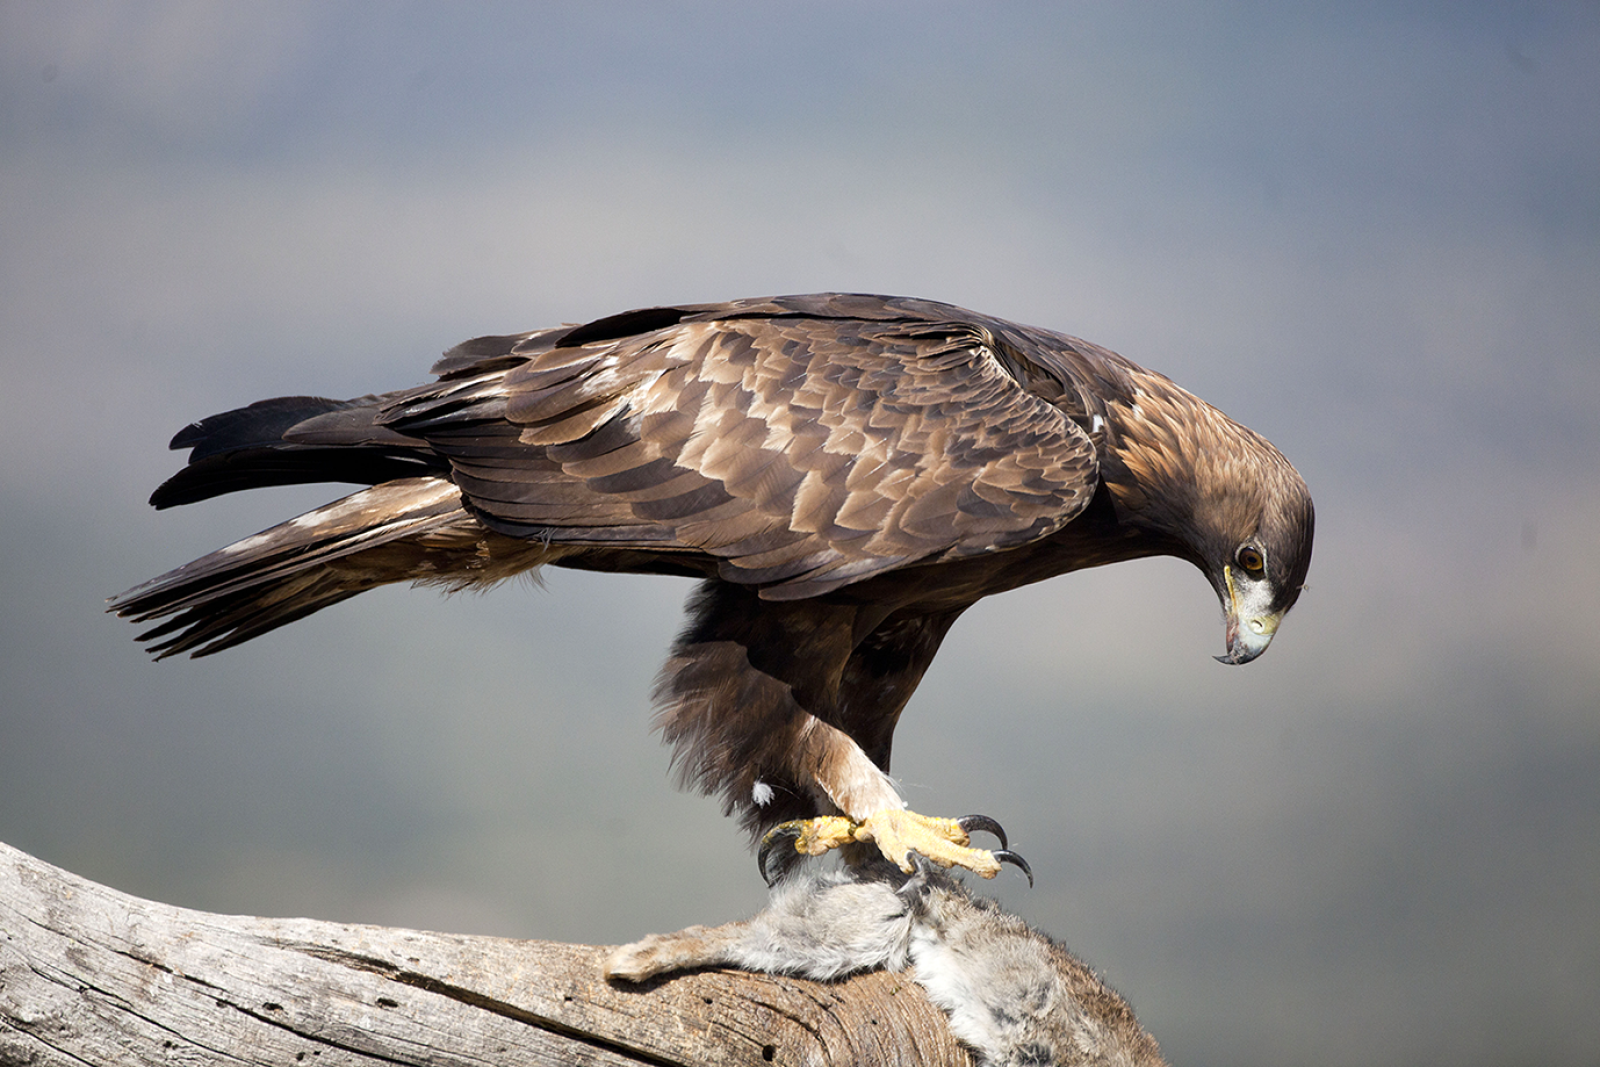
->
xmin=151 ymin=393 xmax=447 ymax=509
xmin=169 ymin=396 xmax=350 ymax=456
xmin=149 ymin=449 xmax=440 ymax=509
xmin=556 ymin=306 xmax=690 ymax=349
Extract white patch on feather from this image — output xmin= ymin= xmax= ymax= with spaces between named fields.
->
xmin=216 ymin=478 xmax=459 ymax=557
xmin=219 ymin=531 xmax=275 ymax=555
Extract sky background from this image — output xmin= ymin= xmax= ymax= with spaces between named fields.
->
xmin=2 ymin=4 xmax=1597 ymax=1065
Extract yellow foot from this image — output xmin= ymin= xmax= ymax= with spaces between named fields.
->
xmin=759 ymin=811 xmax=1032 ymax=885
xmin=783 ymin=814 xmax=860 ymax=856
xmin=857 ymin=810 xmax=1000 ymax=877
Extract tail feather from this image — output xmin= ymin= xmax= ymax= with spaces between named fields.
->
xmin=127 ymin=578 xmax=365 ymax=659
xmin=111 ymin=477 xmax=472 ymax=658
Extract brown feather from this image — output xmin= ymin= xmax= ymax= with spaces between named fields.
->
xmin=111 ymin=293 xmax=1314 ymax=838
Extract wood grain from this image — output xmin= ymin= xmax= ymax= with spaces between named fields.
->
xmin=0 ymin=839 xmax=972 ymax=1066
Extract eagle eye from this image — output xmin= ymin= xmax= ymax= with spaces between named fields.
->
xmin=1236 ymin=545 xmax=1265 ymax=575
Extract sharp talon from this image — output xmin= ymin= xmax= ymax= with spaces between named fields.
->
xmin=757 ymin=816 xmax=861 ymax=883
xmin=757 ymin=839 xmax=789 ymax=885
xmin=994 ymin=849 xmax=1034 ymax=887
xmin=956 ymin=814 xmax=1009 ymax=850
xmin=757 ymin=841 xmax=791 ymax=886
xmin=757 ymin=824 xmax=801 ymax=886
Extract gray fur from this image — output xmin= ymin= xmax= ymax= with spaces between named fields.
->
xmin=607 ymin=861 xmax=1166 ymax=1067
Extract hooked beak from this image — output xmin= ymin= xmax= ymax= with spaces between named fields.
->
xmin=1215 ymin=564 xmax=1282 ymax=665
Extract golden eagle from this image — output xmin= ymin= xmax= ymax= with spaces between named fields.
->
xmin=111 ymin=294 xmax=1313 ymax=880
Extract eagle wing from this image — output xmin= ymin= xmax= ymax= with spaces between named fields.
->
xmin=368 ymin=294 xmax=1100 ymax=599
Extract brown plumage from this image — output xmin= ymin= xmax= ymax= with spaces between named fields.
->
xmin=111 ymin=293 xmax=1313 ymax=872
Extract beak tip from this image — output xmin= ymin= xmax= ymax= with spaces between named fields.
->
xmin=1217 ymin=632 xmax=1273 ymax=666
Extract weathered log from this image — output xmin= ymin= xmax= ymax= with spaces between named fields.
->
xmin=0 ymin=839 xmax=972 ymax=1066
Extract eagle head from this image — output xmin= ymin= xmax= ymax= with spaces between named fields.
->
xmin=1189 ymin=411 xmax=1314 ymax=666
xmin=1206 ymin=478 xmax=1315 ymax=665
xmin=1104 ymin=379 xmax=1315 ymax=666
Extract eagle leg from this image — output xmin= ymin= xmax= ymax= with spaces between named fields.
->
xmin=758 ymin=811 xmax=1032 ymax=886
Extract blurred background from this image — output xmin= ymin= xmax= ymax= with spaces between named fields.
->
xmin=2 ymin=4 xmax=1596 ymax=1064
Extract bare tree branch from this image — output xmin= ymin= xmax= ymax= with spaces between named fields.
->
xmin=0 ymin=839 xmax=972 ymax=1066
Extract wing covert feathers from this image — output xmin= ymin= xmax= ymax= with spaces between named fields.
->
xmin=398 ymin=299 xmax=1102 ymax=598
